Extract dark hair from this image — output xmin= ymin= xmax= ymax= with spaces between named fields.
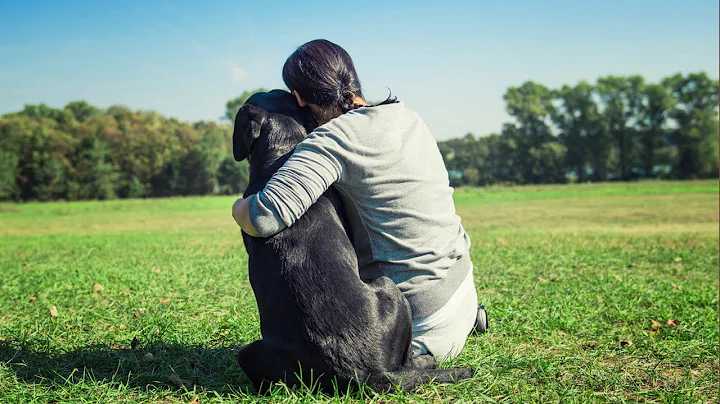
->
xmin=282 ymin=39 xmax=396 ymax=114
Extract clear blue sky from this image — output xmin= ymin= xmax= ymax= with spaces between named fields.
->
xmin=0 ymin=0 xmax=717 ymax=140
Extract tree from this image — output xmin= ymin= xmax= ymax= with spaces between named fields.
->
xmin=71 ymin=138 xmax=120 ymax=200
xmin=101 ymin=109 xmax=185 ymax=188
xmin=637 ymin=83 xmax=676 ymax=177
xmin=528 ymin=142 xmax=568 ymax=184
xmin=0 ymin=115 xmax=33 ymax=201
xmin=481 ymin=133 xmax=508 ymax=184
xmin=662 ymin=72 xmax=719 ymax=178
xmin=224 ymin=88 xmax=269 ymax=121
xmin=553 ymin=82 xmax=610 ymax=181
xmin=463 ymin=167 xmax=481 ymax=186
xmin=217 ymin=156 xmax=250 ymax=194
xmin=125 ymin=177 xmax=146 ymax=199
xmin=503 ymin=81 xmax=556 ymax=183
xmin=596 ymin=75 xmax=645 ymax=180
xmin=496 ymin=125 xmax=526 ymax=184
xmin=1 ymin=72 xmax=717 ymax=200
xmin=688 ymin=110 xmax=719 ymax=177
xmin=179 ymin=137 xmax=224 ymax=195
xmin=18 ymin=104 xmax=65 ymax=121
xmin=14 ymin=122 xmax=73 ymax=201
xmin=32 ymin=154 xmax=67 ymax=201
xmin=64 ymin=101 xmax=102 ymax=123
xmin=0 ymin=150 xmax=19 ymax=200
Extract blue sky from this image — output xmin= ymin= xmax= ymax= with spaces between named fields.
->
xmin=0 ymin=0 xmax=717 ymax=140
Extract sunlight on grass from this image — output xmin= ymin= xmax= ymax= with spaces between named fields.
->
xmin=1 ymin=180 xmax=718 ymax=403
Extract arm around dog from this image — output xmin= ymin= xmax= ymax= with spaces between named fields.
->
xmin=232 ymin=197 xmax=261 ymax=237
xmin=243 ymin=129 xmax=344 ymax=237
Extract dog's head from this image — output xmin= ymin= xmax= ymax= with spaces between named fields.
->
xmin=232 ymin=90 xmax=316 ymax=168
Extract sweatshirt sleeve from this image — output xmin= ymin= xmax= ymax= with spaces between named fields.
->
xmin=247 ymin=130 xmax=344 ymax=237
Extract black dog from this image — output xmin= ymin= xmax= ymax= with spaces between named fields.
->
xmin=232 ymin=89 xmax=472 ymax=394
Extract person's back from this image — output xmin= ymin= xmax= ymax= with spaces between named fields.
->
xmin=297 ymin=100 xmax=472 ymax=321
xmin=232 ymin=38 xmax=487 ymax=360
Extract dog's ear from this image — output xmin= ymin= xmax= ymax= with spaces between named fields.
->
xmin=233 ymin=104 xmax=267 ymax=162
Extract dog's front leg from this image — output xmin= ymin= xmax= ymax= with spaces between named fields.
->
xmin=411 ymin=354 xmax=438 ymax=369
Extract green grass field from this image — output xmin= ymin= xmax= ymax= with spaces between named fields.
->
xmin=1 ymin=180 xmax=718 ymax=403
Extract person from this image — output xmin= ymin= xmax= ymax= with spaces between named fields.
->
xmin=232 ymin=39 xmax=487 ymax=360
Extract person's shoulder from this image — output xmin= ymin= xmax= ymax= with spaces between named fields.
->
xmin=339 ymin=101 xmax=416 ymax=128
xmin=369 ymin=101 xmax=424 ymax=124
xmin=308 ymin=101 xmax=417 ymax=143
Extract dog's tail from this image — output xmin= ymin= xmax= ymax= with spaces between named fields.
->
xmin=367 ymin=367 xmax=473 ymax=393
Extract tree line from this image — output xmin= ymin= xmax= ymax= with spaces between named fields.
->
xmin=0 ymin=101 xmax=253 ymax=202
xmin=438 ymin=72 xmax=719 ymax=186
xmin=0 ymin=73 xmax=717 ymax=202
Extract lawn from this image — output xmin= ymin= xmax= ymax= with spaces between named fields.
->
xmin=1 ymin=180 xmax=718 ymax=403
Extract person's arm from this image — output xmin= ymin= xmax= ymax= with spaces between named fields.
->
xmin=232 ymin=130 xmax=344 ymax=237
xmin=232 ymin=197 xmax=261 ymax=237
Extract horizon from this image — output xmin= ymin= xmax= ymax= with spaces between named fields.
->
xmin=1 ymin=0 xmax=718 ymax=140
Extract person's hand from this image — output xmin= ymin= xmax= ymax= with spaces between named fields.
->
xmin=232 ymin=197 xmax=262 ymax=237
xmin=231 ymin=197 xmax=245 ymax=228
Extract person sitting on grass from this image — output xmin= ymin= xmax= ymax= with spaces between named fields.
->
xmin=232 ymin=39 xmax=487 ymax=360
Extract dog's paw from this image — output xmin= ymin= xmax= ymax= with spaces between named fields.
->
xmin=412 ymin=354 xmax=438 ymax=369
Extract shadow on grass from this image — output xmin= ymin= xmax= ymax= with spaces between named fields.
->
xmin=0 ymin=339 xmax=253 ymax=396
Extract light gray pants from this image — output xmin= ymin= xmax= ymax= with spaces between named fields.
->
xmin=411 ymin=268 xmax=478 ymax=360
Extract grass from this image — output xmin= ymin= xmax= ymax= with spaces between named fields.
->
xmin=0 ymin=179 xmax=718 ymax=403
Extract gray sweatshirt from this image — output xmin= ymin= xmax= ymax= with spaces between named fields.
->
xmin=248 ymin=101 xmax=472 ymax=319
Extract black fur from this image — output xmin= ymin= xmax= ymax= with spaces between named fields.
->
xmin=233 ymin=89 xmax=473 ymax=394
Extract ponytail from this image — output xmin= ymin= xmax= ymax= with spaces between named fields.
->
xmin=282 ymin=39 xmax=398 ymax=115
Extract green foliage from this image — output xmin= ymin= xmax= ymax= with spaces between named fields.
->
xmin=17 ymin=103 xmax=68 ymax=121
xmin=553 ymin=81 xmax=609 ymax=181
xmin=528 ymin=142 xmax=567 ymax=183
xmin=125 ymin=177 xmax=146 ymax=199
xmin=0 ymin=150 xmax=19 ymax=200
xmin=440 ymin=71 xmax=718 ymax=186
xmin=501 ymin=82 xmax=559 ymax=184
xmin=1 ymin=75 xmax=717 ymax=201
xmin=148 ymin=122 xmax=228 ymax=197
xmin=71 ymin=138 xmax=120 ymax=200
xmin=596 ymin=75 xmax=646 ymax=180
xmin=217 ymin=156 xmax=250 ymax=195
xmin=504 ymin=81 xmax=555 ymax=128
xmin=462 ymin=167 xmax=481 ymax=186
xmin=0 ymin=88 xmax=270 ymax=201
xmin=638 ymin=83 xmax=676 ymax=177
xmin=64 ymin=101 xmax=102 ymax=123
xmin=662 ymin=72 xmax=720 ymax=179
xmin=682 ymin=109 xmax=719 ymax=178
